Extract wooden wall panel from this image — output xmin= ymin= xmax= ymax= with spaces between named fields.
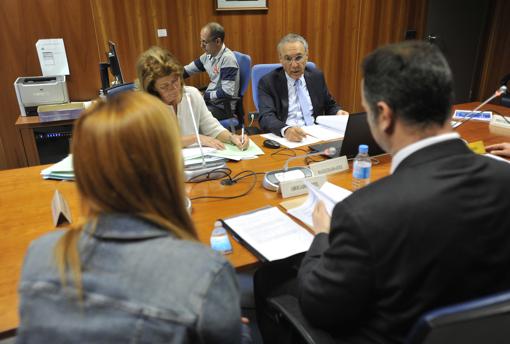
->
xmin=0 ymin=0 xmax=99 ymax=170
xmin=476 ymin=0 xmax=510 ymax=100
xmin=7 ymin=0 xmax=508 ymax=171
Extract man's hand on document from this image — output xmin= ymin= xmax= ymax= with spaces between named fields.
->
xmin=312 ymin=201 xmax=331 ymax=234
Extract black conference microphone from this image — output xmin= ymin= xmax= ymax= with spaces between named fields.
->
xmin=263 ymin=147 xmax=337 ymax=191
xmin=454 ymin=85 xmax=508 ymax=129
xmin=183 ymin=91 xmax=227 ymax=182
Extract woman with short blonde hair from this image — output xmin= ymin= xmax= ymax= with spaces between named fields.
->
xmin=17 ymin=92 xmax=245 ymax=343
xmin=136 ymin=46 xmax=248 ymax=150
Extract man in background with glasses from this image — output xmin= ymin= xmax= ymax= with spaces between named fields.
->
xmin=258 ymin=33 xmax=348 ymax=142
xmin=184 ymin=22 xmax=240 ymax=122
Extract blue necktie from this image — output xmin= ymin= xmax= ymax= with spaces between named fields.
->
xmin=295 ymin=79 xmax=314 ymax=126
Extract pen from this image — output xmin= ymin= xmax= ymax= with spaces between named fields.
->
xmin=241 ymin=127 xmax=245 ymax=149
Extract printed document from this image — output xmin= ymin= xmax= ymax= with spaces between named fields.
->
xmin=223 ymin=207 xmax=313 ymax=261
xmin=302 ymin=115 xmax=349 ymax=141
xmin=288 ymin=181 xmax=352 ymax=228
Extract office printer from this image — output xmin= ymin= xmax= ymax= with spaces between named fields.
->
xmin=14 ymin=75 xmax=69 ymax=116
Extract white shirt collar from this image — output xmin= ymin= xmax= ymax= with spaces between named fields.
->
xmin=390 ymin=132 xmax=461 ymax=174
xmin=284 ymin=72 xmax=306 ymax=87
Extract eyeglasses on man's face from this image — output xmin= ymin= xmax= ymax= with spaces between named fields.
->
xmin=281 ymin=54 xmax=307 ymax=64
xmin=200 ymin=37 xmax=217 ymax=46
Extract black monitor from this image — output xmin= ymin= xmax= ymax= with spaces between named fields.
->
xmin=99 ymin=41 xmax=124 ymax=92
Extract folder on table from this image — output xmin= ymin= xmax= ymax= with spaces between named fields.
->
xmin=221 ymin=206 xmax=313 ymax=262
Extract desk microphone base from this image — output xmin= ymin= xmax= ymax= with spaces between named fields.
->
xmin=263 ymin=166 xmax=313 ymax=192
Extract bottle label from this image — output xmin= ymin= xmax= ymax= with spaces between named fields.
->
xmin=353 ymin=165 xmax=371 ymax=179
xmin=210 ymin=235 xmax=232 ymax=254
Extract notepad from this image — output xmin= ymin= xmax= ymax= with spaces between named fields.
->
xmin=222 ymin=207 xmax=313 ymax=261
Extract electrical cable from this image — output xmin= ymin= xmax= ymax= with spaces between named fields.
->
xmin=189 ymin=169 xmax=262 ymax=201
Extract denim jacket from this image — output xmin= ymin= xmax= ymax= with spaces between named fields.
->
xmin=17 ymin=214 xmax=243 ymax=343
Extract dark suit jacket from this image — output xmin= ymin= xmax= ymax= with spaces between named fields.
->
xmin=258 ymin=66 xmax=341 ymax=136
xmin=298 ymin=139 xmax=510 ymax=344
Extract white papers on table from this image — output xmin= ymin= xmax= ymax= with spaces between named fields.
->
xmin=302 ymin=124 xmax=344 ymax=141
xmin=182 ymin=140 xmax=264 ymax=161
xmin=302 ymin=115 xmax=349 ymax=141
xmin=184 ymin=155 xmax=226 ymax=167
xmin=182 ymin=147 xmax=217 ymax=160
xmin=223 ymin=207 xmax=313 ymax=261
xmin=41 ymin=155 xmax=74 ymax=180
xmin=260 ymin=133 xmax=321 ymax=148
xmin=209 ymin=139 xmax=264 ymax=160
xmin=288 ymin=181 xmax=352 ymax=228
xmin=316 ymin=115 xmax=349 ymax=130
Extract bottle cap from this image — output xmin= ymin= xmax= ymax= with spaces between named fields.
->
xmin=214 ymin=221 xmax=222 ymax=228
xmin=359 ymin=144 xmax=369 ymax=154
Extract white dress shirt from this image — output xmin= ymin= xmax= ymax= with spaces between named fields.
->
xmin=281 ymin=72 xmax=314 ymax=136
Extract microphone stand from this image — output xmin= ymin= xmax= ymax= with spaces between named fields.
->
xmin=454 ymin=86 xmax=507 ymax=129
xmin=184 ymin=92 xmax=227 ymax=182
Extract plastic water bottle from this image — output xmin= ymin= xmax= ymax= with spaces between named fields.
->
xmin=352 ymin=144 xmax=372 ymax=190
xmin=210 ymin=221 xmax=232 ymax=255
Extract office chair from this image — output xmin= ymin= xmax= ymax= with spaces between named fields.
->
xmin=106 ymin=82 xmax=136 ymax=98
xmin=218 ymin=51 xmax=252 ymax=132
xmin=251 ymin=62 xmax=317 ymax=112
xmin=267 ymin=289 xmax=510 ymax=344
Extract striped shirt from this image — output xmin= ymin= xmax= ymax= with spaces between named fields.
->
xmin=183 ymin=44 xmax=240 ymax=111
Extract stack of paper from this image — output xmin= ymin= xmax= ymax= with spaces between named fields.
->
xmin=41 ymin=155 xmax=74 ymax=180
xmin=287 ymin=181 xmax=352 ymax=228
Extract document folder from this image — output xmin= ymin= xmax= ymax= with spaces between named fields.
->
xmin=221 ymin=206 xmax=313 ymax=262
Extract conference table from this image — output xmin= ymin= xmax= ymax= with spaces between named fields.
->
xmin=1 ymin=102 xmax=509 ymax=335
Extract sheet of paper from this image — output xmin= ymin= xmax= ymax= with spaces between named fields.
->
xmin=260 ymin=133 xmax=321 ymax=148
xmin=316 ymin=115 xmax=349 ymax=132
xmin=209 ymin=139 xmax=264 ymax=160
xmin=41 ymin=155 xmax=75 ymax=180
xmin=224 ymin=207 xmax=313 ymax=261
xmin=184 ymin=155 xmax=226 ymax=166
xmin=302 ymin=124 xmax=344 ymax=141
xmin=182 ymin=147 xmax=217 ymax=160
xmin=36 ymin=39 xmax=70 ymax=76
xmin=288 ymin=181 xmax=352 ymax=228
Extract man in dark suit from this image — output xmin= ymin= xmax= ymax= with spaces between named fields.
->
xmin=255 ymin=41 xmax=510 ymax=344
xmin=258 ymin=33 xmax=348 ymax=141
